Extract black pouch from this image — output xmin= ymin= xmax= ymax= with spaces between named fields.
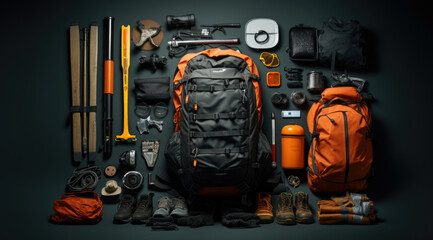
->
xmin=287 ymin=25 xmax=318 ymax=61
xmin=135 ymin=76 xmax=170 ymax=103
xmin=318 ymin=18 xmax=366 ymax=70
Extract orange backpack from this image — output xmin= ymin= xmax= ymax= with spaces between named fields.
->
xmin=307 ymin=86 xmax=373 ymax=192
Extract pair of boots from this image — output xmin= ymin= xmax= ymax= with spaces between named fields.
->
xmin=255 ymin=192 xmax=314 ymax=224
xmin=276 ymin=192 xmax=314 ymax=224
xmin=113 ymin=193 xmax=153 ymax=223
xmin=153 ymin=196 xmax=189 ymax=218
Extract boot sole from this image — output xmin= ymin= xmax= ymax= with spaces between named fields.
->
xmin=276 ymin=219 xmax=296 ymax=225
xmin=131 ymin=218 xmax=150 ymax=224
xmin=296 ymin=217 xmax=314 ymax=224
xmin=113 ymin=217 xmax=132 ymax=223
xmin=257 ymin=215 xmax=274 ymax=224
xmin=276 ymin=216 xmax=296 ymax=225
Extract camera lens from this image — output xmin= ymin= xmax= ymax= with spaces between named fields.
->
xmin=122 ymin=171 xmax=143 ymax=190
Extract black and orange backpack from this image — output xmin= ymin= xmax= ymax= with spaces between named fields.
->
xmin=164 ymin=48 xmax=273 ymax=204
xmin=307 ymin=86 xmax=373 ymax=192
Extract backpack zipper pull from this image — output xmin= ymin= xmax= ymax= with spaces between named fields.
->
xmin=192 ymin=148 xmax=198 ymax=167
xmin=325 ymin=115 xmax=335 ymax=124
xmin=242 ymin=89 xmax=247 ymax=103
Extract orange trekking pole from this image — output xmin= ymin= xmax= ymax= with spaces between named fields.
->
xmin=116 ymin=25 xmax=136 ymax=142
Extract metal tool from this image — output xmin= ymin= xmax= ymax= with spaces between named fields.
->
xmin=137 ymin=116 xmax=163 ymax=134
xmin=116 ymin=25 xmax=136 ymax=142
xmin=272 ymin=112 xmax=276 ymax=168
xmin=281 ymin=110 xmax=301 ymax=118
xmin=134 ymin=21 xmax=161 ymax=47
xmin=167 ymin=38 xmax=240 ymax=57
xmin=168 ymin=38 xmax=240 ymax=47
xmin=142 ymin=140 xmax=160 ymax=168
xmin=200 ymin=23 xmax=241 ymax=34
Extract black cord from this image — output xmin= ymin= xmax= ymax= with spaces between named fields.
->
xmin=67 ymin=165 xmax=101 ymax=192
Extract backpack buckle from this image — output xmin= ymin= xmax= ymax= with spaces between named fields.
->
xmin=224 ymin=79 xmax=229 ymax=87
xmin=240 ymin=82 xmax=246 ymax=89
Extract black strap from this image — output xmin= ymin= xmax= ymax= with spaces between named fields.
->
xmin=324 ymin=98 xmax=359 ymax=107
xmin=187 ymin=83 xmax=245 ymax=92
xmin=192 ymin=146 xmax=248 ymax=155
xmin=190 ymin=112 xmax=247 ymax=121
xmin=236 ymin=182 xmax=250 ymax=195
xmin=189 ymin=129 xmax=247 ymax=138
xmin=70 ymin=105 xmax=97 ymax=113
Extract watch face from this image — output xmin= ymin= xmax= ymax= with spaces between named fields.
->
xmin=104 ymin=165 xmax=117 ymax=178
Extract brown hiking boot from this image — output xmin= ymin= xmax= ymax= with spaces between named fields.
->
xmin=294 ymin=192 xmax=314 ymax=223
xmin=255 ymin=192 xmax=274 ymax=224
xmin=276 ymin=192 xmax=296 ymax=225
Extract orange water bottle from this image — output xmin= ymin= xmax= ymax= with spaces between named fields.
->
xmin=281 ymin=125 xmax=305 ymax=169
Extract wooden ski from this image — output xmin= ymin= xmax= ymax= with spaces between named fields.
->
xmin=70 ymin=25 xmax=82 ymax=163
xmin=88 ymin=25 xmax=98 ymax=162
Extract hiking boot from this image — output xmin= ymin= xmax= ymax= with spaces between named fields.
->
xmin=153 ymin=196 xmax=172 ymax=217
xmin=276 ymin=192 xmax=296 ymax=225
xmin=294 ymin=192 xmax=314 ymax=223
xmin=131 ymin=193 xmax=154 ymax=223
xmin=255 ymin=192 xmax=274 ymax=224
xmin=113 ymin=195 xmax=137 ymax=223
xmin=170 ymin=197 xmax=189 ymax=217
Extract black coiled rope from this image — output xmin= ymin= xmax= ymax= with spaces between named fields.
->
xmin=67 ymin=165 xmax=101 ymax=192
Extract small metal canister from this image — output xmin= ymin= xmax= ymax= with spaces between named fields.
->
xmin=307 ymin=71 xmax=325 ymax=93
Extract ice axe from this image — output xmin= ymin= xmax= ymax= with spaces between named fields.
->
xmin=116 ymin=25 xmax=136 ymax=143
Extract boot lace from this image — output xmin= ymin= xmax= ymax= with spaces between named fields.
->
xmin=136 ymin=198 xmax=149 ymax=210
xmin=119 ymin=198 xmax=133 ymax=209
xmin=257 ymin=199 xmax=272 ymax=211
xmin=279 ymin=195 xmax=292 ymax=211
xmin=173 ymin=198 xmax=186 ymax=210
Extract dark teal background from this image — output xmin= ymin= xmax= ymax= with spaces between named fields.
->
xmin=2 ymin=0 xmax=432 ymax=239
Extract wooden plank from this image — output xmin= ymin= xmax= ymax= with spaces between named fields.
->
xmin=70 ymin=25 xmax=82 ymax=161
xmin=88 ymin=25 xmax=98 ymax=161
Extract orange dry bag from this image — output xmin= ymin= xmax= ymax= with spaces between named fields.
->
xmin=49 ymin=191 xmax=103 ymax=224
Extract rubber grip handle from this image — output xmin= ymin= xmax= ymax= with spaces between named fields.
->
xmin=272 ymin=144 xmax=276 ymax=168
xmin=104 ymin=60 xmax=114 ymax=94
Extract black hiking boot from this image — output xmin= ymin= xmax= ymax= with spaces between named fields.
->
xmin=113 ymin=195 xmax=137 ymax=223
xmin=132 ymin=193 xmax=154 ymax=223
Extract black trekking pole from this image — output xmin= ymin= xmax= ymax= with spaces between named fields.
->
xmin=103 ymin=16 xmax=114 ymax=158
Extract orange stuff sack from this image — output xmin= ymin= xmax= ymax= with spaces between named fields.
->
xmin=49 ymin=191 xmax=103 ymax=224
xmin=307 ymin=86 xmax=372 ymax=192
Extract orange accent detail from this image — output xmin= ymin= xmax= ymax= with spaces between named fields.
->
xmin=198 ymin=186 xmax=240 ymax=196
xmin=104 ymin=60 xmax=114 ymax=94
xmin=185 ymin=95 xmax=189 ymax=103
xmin=194 ymin=104 xmax=198 ymax=111
xmin=172 ymin=49 xmax=262 ymax=132
xmin=193 ymin=160 xmax=197 ymax=167
xmin=266 ymin=72 xmax=280 ymax=87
